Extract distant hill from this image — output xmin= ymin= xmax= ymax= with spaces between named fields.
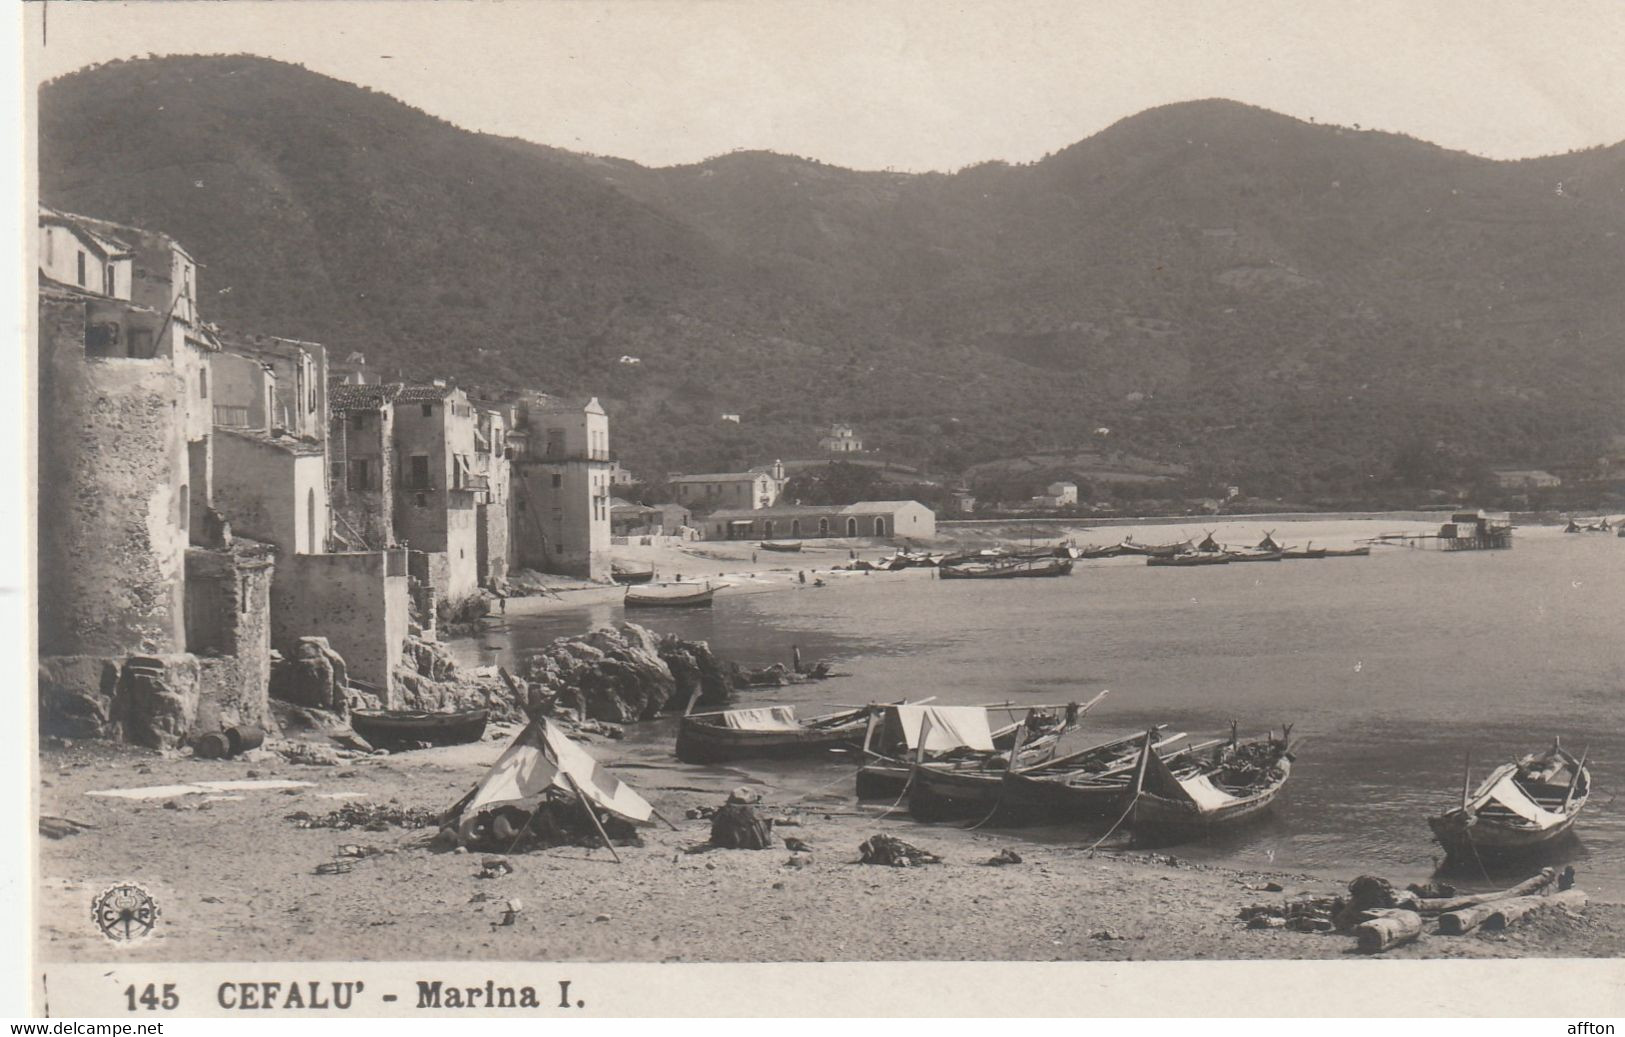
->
xmin=40 ymin=56 xmax=1625 ymax=497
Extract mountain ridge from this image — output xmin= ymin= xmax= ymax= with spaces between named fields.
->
xmin=39 ymin=55 xmax=1625 ymax=498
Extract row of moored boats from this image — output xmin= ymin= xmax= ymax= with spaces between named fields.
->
xmin=674 ymin=698 xmax=1591 ymax=856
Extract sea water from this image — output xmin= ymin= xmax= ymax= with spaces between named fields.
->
xmin=454 ymin=524 xmax=1625 ymax=896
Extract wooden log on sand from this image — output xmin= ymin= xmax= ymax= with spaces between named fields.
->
xmin=1413 ymin=868 xmax=1557 ymax=914
xmin=1356 ymin=910 xmax=1423 ymax=954
xmin=1438 ymin=889 xmax=1587 ymax=935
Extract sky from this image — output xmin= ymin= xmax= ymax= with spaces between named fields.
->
xmin=22 ymin=0 xmax=1625 ymax=172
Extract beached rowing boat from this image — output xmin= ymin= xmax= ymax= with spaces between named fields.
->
xmin=1118 ymin=537 xmax=1192 ymax=558
xmin=855 ymin=698 xmax=1092 ymax=800
xmin=611 ymin=565 xmax=655 ymax=584
xmin=350 ymin=708 xmax=489 ymax=749
xmin=1129 ymin=727 xmax=1294 ymax=843
xmin=623 ymin=582 xmax=716 ymax=608
xmin=676 ymin=702 xmax=901 ymax=764
xmin=760 ymin=540 xmax=803 ymax=552
xmin=1147 ymin=551 xmax=1231 ymax=567
xmin=938 ymin=557 xmax=1074 ymax=579
xmin=1428 ymin=740 xmax=1590 ymax=860
xmin=906 ymin=726 xmax=1209 ymax=823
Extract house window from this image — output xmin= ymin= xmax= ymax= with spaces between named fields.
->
xmin=410 ymin=454 xmax=430 ymax=490
xmin=422 ymin=403 xmax=434 ymax=418
xmin=240 ymin=575 xmax=251 ymax=614
xmin=199 ymin=368 xmax=208 ymax=399
xmin=846 ymin=517 xmax=858 ymax=537
xmin=551 ymin=474 xmax=562 ymax=489
xmin=104 ymin=264 xmax=114 ymax=296
xmin=875 ymin=517 xmax=887 ymax=536
xmin=415 ymin=492 xmax=428 ymax=508
xmin=76 ymin=252 xmax=86 ymax=286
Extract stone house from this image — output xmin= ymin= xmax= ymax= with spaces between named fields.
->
xmin=703 ymin=500 xmax=936 ymax=541
xmin=508 ymin=395 xmax=613 ymax=580
xmin=392 ymin=383 xmax=482 ymax=603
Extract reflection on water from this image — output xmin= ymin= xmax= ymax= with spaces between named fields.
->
xmin=455 ymin=535 xmax=1625 ymax=895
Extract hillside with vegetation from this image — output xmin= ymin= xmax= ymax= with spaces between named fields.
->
xmin=39 ymin=55 xmax=1625 ymax=502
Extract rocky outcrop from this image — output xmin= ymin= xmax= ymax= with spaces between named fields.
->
xmin=657 ymin=633 xmax=739 ymax=712
xmin=392 ymin=634 xmax=524 ymax=722
xmin=270 ymin=637 xmax=350 ymax=715
xmin=121 ymin=654 xmax=201 ymax=749
xmin=518 ymin=623 xmax=738 ymax=723
xmin=522 ymin=623 xmax=674 ymax=723
xmin=39 ymin=656 xmax=123 ymax=739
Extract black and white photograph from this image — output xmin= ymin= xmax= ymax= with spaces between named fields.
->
xmin=14 ymin=0 xmax=1625 ymax=1019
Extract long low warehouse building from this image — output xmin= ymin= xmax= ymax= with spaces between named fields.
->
xmin=701 ymin=500 xmax=936 ymax=542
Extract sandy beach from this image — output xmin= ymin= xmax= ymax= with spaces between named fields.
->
xmin=37 ymin=730 xmax=1616 ymax=963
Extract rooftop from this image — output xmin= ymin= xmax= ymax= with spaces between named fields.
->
xmin=330 ymin=383 xmax=402 ymax=412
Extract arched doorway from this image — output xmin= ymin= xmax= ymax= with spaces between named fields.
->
xmin=875 ymin=517 xmax=886 ymax=537
xmin=763 ymin=520 xmax=774 ymax=539
xmin=791 ymin=519 xmax=801 ymax=537
xmin=846 ymin=517 xmax=857 ymax=537
xmin=818 ymin=518 xmax=830 ymax=536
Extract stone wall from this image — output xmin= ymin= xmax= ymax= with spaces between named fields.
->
xmin=213 ymin=432 xmax=329 ymax=556
xmin=38 ymin=292 xmax=189 ymax=657
xmin=271 ymin=550 xmax=408 ymax=696
xmin=184 ymin=543 xmax=276 ymax=730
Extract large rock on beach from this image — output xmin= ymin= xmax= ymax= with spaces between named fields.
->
xmin=120 ymin=654 xmax=201 ymax=749
xmin=391 ymin=634 xmax=527 ymax=722
xmin=270 ymin=637 xmax=349 ymax=714
xmin=657 ymin=633 xmax=739 ymax=711
xmin=38 ymin=655 xmax=123 ymax=739
xmin=523 ymin=623 xmax=676 ymax=722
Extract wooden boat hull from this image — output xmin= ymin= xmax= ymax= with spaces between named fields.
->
xmin=1078 ymin=545 xmax=1123 ymax=559
xmin=1132 ymin=761 xmax=1291 ymax=842
xmin=624 ymin=585 xmax=716 ymax=608
xmin=1147 ymin=553 xmax=1230 ymax=567
xmin=939 ymin=558 xmax=1074 ymax=579
xmin=1427 ymin=810 xmax=1580 ymax=860
xmin=1281 ymin=548 xmax=1328 ymax=559
xmin=675 ymin=715 xmax=867 ymax=764
xmin=759 ymin=541 xmax=802 ymax=553
xmin=857 ymin=733 xmax=1062 ymax=801
xmin=1223 ymin=550 xmax=1284 ymax=562
xmin=1320 ymin=546 xmax=1371 ymax=557
xmin=350 ymin=708 xmax=488 ymax=749
xmin=611 ymin=568 xmax=655 ymax=585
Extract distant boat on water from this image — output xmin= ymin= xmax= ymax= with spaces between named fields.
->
xmin=624 ymin=582 xmax=716 ymax=608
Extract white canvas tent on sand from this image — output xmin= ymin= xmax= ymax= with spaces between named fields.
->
xmin=449 ymin=716 xmax=654 ymax=843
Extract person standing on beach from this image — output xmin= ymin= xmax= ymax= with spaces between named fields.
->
xmin=798 ymin=570 xmax=806 ymax=585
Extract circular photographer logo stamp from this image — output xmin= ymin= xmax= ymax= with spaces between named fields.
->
xmin=91 ymin=883 xmax=161 ymax=942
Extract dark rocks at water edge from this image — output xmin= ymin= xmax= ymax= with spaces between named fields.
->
xmin=520 ymin=623 xmax=739 ymax=723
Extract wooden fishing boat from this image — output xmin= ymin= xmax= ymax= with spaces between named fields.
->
xmin=1077 ymin=544 xmax=1124 ymax=559
xmin=1319 ymin=546 xmax=1370 ymax=558
xmin=676 ymin=704 xmax=877 ymax=764
xmin=856 ymin=698 xmax=1094 ymax=800
xmin=1428 ymin=740 xmax=1590 ymax=860
xmin=1280 ymin=545 xmax=1327 ymax=560
xmin=760 ymin=540 xmax=803 ymax=552
xmin=350 ymin=708 xmax=488 ymax=749
xmin=1129 ymin=727 xmax=1294 ymax=842
xmin=1146 ymin=551 xmax=1231 ymax=567
xmin=1118 ymin=537 xmax=1192 ymax=558
xmin=1223 ymin=549 xmax=1284 ymax=562
xmin=939 ymin=557 xmax=1074 ymax=579
xmin=624 ymin=582 xmax=716 ymax=608
xmin=611 ymin=565 xmax=656 ymax=584
xmin=907 ymin=726 xmax=1201 ymax=823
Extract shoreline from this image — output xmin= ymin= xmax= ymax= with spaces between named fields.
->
xmin=36 ymin=739 xmax=1620 ymax=963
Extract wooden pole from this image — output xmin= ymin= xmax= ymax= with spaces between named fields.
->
xmin=1415 ymin=868 xmax=1557 ymax=914
xmin=561 ymin=771 xmax=621 ymax=864
xmin=1461 ymin=749 xmax=1473 ymax=810
xmin=647 ymin=805 xmax=680 ymax=832
xmin=1560 ymin=746 xmax=1589 ymax=814
xmin=1439 ymin=889 xmax=1586 ymax=935
xmin=1356 ymin=910 xmax=1422 ymax=953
